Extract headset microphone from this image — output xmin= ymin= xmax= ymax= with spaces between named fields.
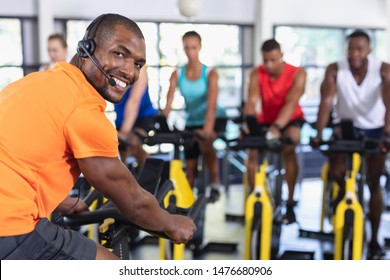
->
xmin=78 ymin=42 xmax=117 ymax=87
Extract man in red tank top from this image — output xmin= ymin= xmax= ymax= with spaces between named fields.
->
xmin=245 ymin=39 xmax=307 ymax=224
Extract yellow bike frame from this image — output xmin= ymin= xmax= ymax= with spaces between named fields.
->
xmin=159 ymin=159 xmax=195 ymax=260
xmin=320 ymin=162 xmax=339 ymax=230
xmin=244 ymin=159 xmax=273 ymax=259
xmin=334 ymin=153 xmax=364 ymax=260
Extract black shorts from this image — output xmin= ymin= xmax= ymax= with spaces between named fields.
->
xmin=0 ymin=218 xmax=97 ymax=260
xmin=285 ymin=118 xmax=305 ymax=130
xmin=264 ymin=118 xmax=305 ymax=132
xmin=253 ymin=118 xmax=304 ymax=136
xmin=184 ymin=118 xmax=227 ymax=160
xmin=134 ymin=116 xmax=156 ymax=133
xmin=117 ymin=116 xmax=156 ymax=133
xmin=333 ymin=124 xmax=384 ymax=141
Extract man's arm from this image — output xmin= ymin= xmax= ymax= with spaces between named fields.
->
xmin=161 ymin=70 xmax=178 ymax=117
xmin=202 ymin=69 xmax=219 ymax=136
xmin=315 ymin=63 xmax=338 ymax=140
xmin=118 ymin=66 xmax=148 ymax=138
xmin=53 ymin=196 xmax=88 ymax=215
xmin=244 ymin=68 xmax=260 ymax=116
xmin=271 ymin=68 xmax=306 ymax=135
xmin=381 ymin=62 xmax=390 ymax=132
xmin=77 ymin=156 xmax=196 ymax=244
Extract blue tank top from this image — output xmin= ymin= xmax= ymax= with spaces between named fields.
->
xmin=114 ymin=86 xmax=157 ymax=129
xmin=178 ymin=64 xmax=225 ymax=127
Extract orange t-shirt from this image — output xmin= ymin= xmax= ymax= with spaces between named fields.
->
xmin=0 ymin=62 xmax=118 ymax=236
xmin=257 ymin=63 xmax=304 ymax=124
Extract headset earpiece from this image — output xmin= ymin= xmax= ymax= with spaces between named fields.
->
xmin=77 ymin=14 xmax=106 ymax=58
xmin=75 ymin=14 xmax=117 ymax=87
xmin=77 ymin=39 xmax=96 ymax=58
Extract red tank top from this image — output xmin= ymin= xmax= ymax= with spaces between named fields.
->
xmin=257 ymin=63 xmax=304 ymax=124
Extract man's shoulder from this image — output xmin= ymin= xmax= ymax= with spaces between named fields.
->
xmin=250 ymin=66 xmax=261 ymax=78
xmin=380 ymin=61 xmax=390 ymax=78
xmin=53 ymin=62 xmax=85 ymax=81
xmin=326 ymin=62 xmax=338 ymax=73
xmin=380 ymin=61 xmax=390 ymax=70
xmin=252 ymin=65 xmax=262 ymax=74
xmin=285 ymin=63 xmax=304 ymax=73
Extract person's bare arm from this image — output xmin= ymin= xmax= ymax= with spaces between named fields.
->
xmin=162 ymin=70 xmax=178 ymax=117
xmin=244 ymin=68 xmax=260 ymax=116
xmin=118 ymin=66 xmax=148 ymax=138
xmin=242 ymin=68 xmax=261 ymax=134
xmin=202 ymin=69 xmax=219 ymax=136
xmin=381 ymin=63 xmax=390 ymax=132
xmin=315 ymin=63 xmax=338 ymax=140
xmin=270 ymin=68 xmax=306 ymax=137
xmin=77 ymin=156 xmax=196 ymax=243
xmin=380 ymin=62 xmax=390 ymax=152
xmin=53 ymin=196 xmax=88 ymax=215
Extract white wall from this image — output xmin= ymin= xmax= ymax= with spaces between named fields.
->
xmin=265 ymin=0 xmax=386 ymax=29
xmin=0 ymin=0 xmax=37 ymax=17
xmin=51 ymin=0 xmax=256 ymax=23
xmin=0 ymin=0 xmax=257 ymax=24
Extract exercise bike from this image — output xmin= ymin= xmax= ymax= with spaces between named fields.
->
xmin=229 ymin=117 xmax=291 ymax=259
xmin=143 ymin=116 xmax=237 ymax=259
xmin=301 ymin=120 xmax=382 ymax=259
xmin=62 ymin=158 xmax=205 ymax=260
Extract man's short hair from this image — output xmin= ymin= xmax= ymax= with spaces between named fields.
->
xmin=48 ymin=33 xmax=67 ymax=49
xmin=182 ymin=31 xmax=202 ymax=43
xmin=91 ymin=14 xmax=144 ymax=45
xmin=347 ymin=29 xmax=370 ymax=43
xmin=261 ymin=39 xmax=281 ymax=52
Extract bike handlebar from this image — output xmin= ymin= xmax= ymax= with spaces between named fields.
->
xmin=309 ymin=137 xmax=382 ymax=154
xmin=62 ymin=180 xmax=206 ymax=240
xmin=228 ymin=134 xmax=295 ymax=152
xmin=142 ymin=128 xmax=206 ymax=147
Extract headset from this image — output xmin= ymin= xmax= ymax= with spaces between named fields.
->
xmin=77 ymin=14 xmax=116 ymax=86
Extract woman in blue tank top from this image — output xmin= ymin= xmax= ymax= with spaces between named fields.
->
xmin=162 ymin=31 xmax=225 ymax=203
xmin=114 ymin=66 xmax=157 ymax=167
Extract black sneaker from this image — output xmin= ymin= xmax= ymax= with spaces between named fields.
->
xmin=367 ymin=244 xmax=386 ymax=260
xmin=282 ymin=204 xmax=296 ymax=225
xmin=207 ymin=187 xmax=220 ymax=203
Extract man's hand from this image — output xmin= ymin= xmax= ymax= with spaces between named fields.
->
xmin=165 ymin=215 xmax=197 ymax=244
xmin=54 ymin=197 xmax=89 ymax=215
xmin=118 ymin=130 xmax=129 ymax=142
xmin=267 ymin=125 xmax=282 ymax=140
xmin=310 ymin=135 xmax=323 ymax=149
xmin=241 ymin=123 xmax=250 ymax=136
xmin=70 ymin=199 xmax=89 ymax=214
xmin=161 ymin=108 xmax=169 ymax=118
xmin=380 ymin=132 xmax=390 ymax=153
xmin=197 ymin=128 xmax=215 ymax=141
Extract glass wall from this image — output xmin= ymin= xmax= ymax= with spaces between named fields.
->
xmin=0 ymin=18 xmax=24 ymax=89
xmin=157 ymin=23 xmax=242 ymax=129
xmin=274 ymin=26 xmax=386 ymax=143
xmin=66 ymin=20 xmax=250 ymax=138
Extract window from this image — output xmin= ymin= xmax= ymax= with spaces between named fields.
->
xmin=158 ymin=23 xmax=243 ymax=129
xmin=66 ymin=20 xmax=251 ymax=141
xmin=274 ymin=26 xmax=386 ymax=143
xmin=0 ymin=18 xmax=24 ymax=90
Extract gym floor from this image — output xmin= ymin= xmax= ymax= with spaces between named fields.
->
xmin=130 ymin=179 xmax=390 ymax=260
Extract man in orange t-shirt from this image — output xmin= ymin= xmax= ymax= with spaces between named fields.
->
xmin=0 ymin=14 xmax=196 ymax=260
xmin=245 ymin=39 xmax=307 ymax=224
